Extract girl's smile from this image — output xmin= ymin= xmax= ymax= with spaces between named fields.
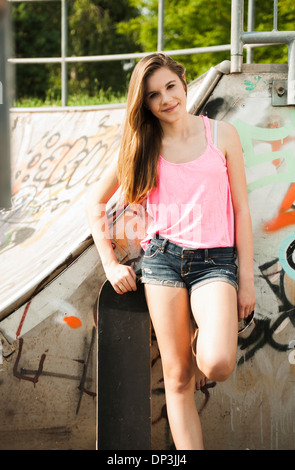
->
xmin=162 ymin=103 xmax=179 ymax=113
xmin=145 ymin=67 xmax=187 ymax=121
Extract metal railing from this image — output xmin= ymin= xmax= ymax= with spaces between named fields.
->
xmin=8 ymin=0 xmax=237 ymax=107
xmin=231 ymin=0 xmax=295 ymax=104
xmin=8 ymin=0 xmax=293 ymax=107
xmin=0 ymin=0 xmax=11 ymax=208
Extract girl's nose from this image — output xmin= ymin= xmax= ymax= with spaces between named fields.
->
xmin=161 ymin=91 xmax=170 ymax=103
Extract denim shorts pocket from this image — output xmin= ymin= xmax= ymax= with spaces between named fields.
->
xmin=143 ymin=242 xmax=161 ymax=259
xmin=209 ymin=255 xmax=237 ymax=271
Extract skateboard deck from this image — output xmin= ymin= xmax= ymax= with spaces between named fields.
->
xmin=97 ymin=278 xmax=151 ymax=450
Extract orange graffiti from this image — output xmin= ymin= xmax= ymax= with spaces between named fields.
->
xmin=270 ymin=121 xmax=294 ymax=167
xmin=63 ymin=316 xmax=82 ymax=328
xmin=263 ymin=121 xmax=295 ymax=232
xmin=264 ymin=183 xmax=295 ymax=232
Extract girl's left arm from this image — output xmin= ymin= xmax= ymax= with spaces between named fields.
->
xmin=219 ymin=121 xmax=256 ymax=320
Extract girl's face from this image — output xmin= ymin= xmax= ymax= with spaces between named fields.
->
xmin=144 ymin=67 xmax=187 ymax=124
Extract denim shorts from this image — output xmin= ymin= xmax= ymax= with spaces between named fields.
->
xmin=141 ymin=236 xmax=238 ymax=293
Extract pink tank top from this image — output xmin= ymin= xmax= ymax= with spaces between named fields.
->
xmin=141 ymin=115 xmax=235 ymax=250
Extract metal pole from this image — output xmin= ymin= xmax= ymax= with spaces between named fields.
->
xmin=231 ymin=0 xmax=244 ymax=72
xmin=0 ymin=0 xmax=11 ymax=209
xmin=157 ymin=0 xmax=164 ymax=51
xmin=8 ymin=44 xmax=233 ymax=65
xmin=246 ymin=0 xmax=255 ymax=64
xmin=273 ymin=0 xmax=278 ymax=31
xmin=241 ymin=30 xmax=295 ymax=44
xmin=61 ymin=0 xmax=68 ymax=106
xmin=288 ymin=39 xmax=295 ymax=105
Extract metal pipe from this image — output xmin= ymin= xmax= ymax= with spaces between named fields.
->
xmin=246 ymin=0 xmax=255 ymax=64
xmin=157 ymin=0 xmax=164 ymax=51
xmin=8 ymin=57 xmax=62 ymax=64
xmin=0 ymin=0 xmax=11 ymax=209
xmin=288 ymin=39 xmax=295 ymax=105
xmin=231 ymin=0 xmax=244 ymax=73
xmin=61 ymin=0 xmax=68 ymax=106
xmin=273 ymin=0 xmax=278 ymax=31
xmin=8 ymin=44 xmax=233 ymax=65
xmin=241 ymin=30 xmax=295 ymax=44
xmin=8 ymin=42 xmax=280 ymax=67
xmin=187 ymin=60 xmax=231 ymax=115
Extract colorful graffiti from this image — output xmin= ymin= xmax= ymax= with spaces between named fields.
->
xmin=234 ymin=111 xmax=295 ymax=192
xmin=233 ymin=111 xmax=295 ymax=367
xmin=0 ymin=108 xmax=125 ymax=319
xmin=1 ymin=111 xmax=123 ymax=253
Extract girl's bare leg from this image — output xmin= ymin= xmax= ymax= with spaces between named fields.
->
xmin=191 ymin=328 xmax=207 ymax=390
xmin=190 ymin=281 xmax=238 ymax=383
xmin=144 ymin=284 xmax=204 ymax=450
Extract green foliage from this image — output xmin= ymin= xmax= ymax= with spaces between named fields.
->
xmin=117 ymin=0 xmax=232 ymax=79
xmin=118 ymin=0 xmax=294 ymax=81
xmin=12 ymin=0 xmax=139 ymax=101
xmin=13 ymin=89 xmax=128 ymax=108
xmin=11 ymin=1 xmax=61 ymax=100
xmin=67 ymin=0 xmax=139 ymax=96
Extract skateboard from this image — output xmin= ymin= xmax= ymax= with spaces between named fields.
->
xmin=97 ymin=278 xmax=151 ymax=450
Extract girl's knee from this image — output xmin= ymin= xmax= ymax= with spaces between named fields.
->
xmin=198 ymin=355 xmax=236 ymax=382
xmin=164 ymin=366 xmax=194 ymax=394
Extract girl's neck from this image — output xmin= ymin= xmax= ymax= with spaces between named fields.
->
xmin=161 ymin=113 xmax=199 ymax=142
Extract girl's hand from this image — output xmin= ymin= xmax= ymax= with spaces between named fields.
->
xmin=237 ymin=280 xmax=256 ymax=321
xmin=104 ymin=260 xmax=137 ymax=294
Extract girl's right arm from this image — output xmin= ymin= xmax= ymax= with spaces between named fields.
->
xmin=85 ymin=159 xmax=137 ymax=294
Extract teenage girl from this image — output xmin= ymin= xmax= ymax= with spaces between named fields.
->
xmin=86 ymin=53 xmax=256 ymax=450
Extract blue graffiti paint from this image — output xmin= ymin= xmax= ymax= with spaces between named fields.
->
xmin=279 ymin=233 xmax=295 ymax=280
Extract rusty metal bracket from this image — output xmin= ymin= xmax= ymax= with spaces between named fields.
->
xmin=272 ymin=79 xmax=288 ymax=107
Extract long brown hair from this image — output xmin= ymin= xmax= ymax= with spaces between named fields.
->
xmin=117 ymin=53 xmax=187 ymax=204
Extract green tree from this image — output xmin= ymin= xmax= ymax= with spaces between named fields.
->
xmin=11 ymin=1 xmax=61 ymax=100
xmin=118 ymin=0 xmax=295 ymax=82
xmin=11 ymin=0 xmax=139 ymax=102
xmin=68 ymin=0 xmax=139 ymax=96
xmin=118 ymin=0 xmax=232 ymax=81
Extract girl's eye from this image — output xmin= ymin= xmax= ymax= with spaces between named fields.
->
xmin=148 ymin=83 xmax=175 ymax=99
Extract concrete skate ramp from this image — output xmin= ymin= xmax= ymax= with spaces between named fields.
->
xmin=0 ymin=105 xmax=126 ymax=319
